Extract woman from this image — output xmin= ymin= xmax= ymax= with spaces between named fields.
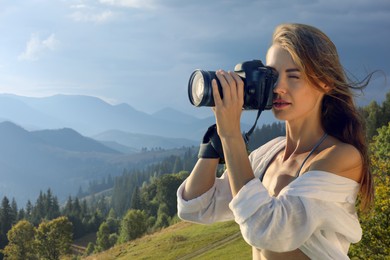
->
xmin=177 ymin=23 xmax=374 ymax=259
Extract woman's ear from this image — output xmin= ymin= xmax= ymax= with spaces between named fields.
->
xmin=323 ymin=85 xmax=332 ymax=93
xmin=319 ymin=81 xmax=332 ymax=93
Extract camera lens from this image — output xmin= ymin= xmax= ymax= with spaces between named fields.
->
xmin=188 ymin=70 xmax=217 ymax=107
xmin=191 ymin=72 xmax=205 ymax=106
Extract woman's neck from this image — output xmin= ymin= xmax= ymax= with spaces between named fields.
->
xmin=283 ymin=118 xmax=326 ymax=160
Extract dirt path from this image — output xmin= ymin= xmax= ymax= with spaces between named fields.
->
xmin=177 ymin=232 xmax=242 ymax=260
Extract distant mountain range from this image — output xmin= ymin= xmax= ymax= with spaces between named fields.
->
xmin=0 ymin=94 xmax=276 ymax=150
xmin=0 ymin=121 xmax=193 ymax=205
xmin=0 ymin=94 xmax=207 ymax=142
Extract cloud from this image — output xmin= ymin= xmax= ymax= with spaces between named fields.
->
xmin=99 ymin=0 xmax=157 ymax=9
xmin=69 ymin=9 xmax=115 ymax=23
xmin=18 ymin=33 xmax=59 ymax=61
xmin=67 ymin=0 xmax=157 ymax=24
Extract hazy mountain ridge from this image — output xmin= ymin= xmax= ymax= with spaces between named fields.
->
xmin=151 ymin=107 xmax=201 ymax=124
xmin=31 ymin=128 xmax=120 ymax=154
xmin=0 ymin=94 xmax=275 ymax=145
xmin=0 ymin=94 xmax=207 ymax=140
xmin=0 ymin=121 xmax=192 ymax=205
xmin=0 ymin=95 xmax=65 ymax=131
xmin=93 ymin=129 xmax=198 ymax=150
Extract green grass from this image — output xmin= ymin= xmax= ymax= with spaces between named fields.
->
xmin=83 ymin=220 xmax=252 ymax=259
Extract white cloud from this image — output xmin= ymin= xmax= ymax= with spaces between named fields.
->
xmin=18 ymin=33 xmax=59 ymax=61
xmin=70 ymin=4 xmax=88 ymax=9
xmin=67 ymin=0 xmax=157 ymax=24
xmin=70 ymin=9 xmax=115 ymax=23
xmin=99 ymin=0 xmax=157 ymax=9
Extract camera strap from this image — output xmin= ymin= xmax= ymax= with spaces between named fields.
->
xmin=242 ymin=109 xmax=263 ymax=145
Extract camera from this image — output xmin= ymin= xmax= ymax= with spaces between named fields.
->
xmin=188 ymin=60 xmax=278 ymax=110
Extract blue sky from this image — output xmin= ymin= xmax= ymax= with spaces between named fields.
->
xmin=0 ymin=0 xmax=389 ymax=118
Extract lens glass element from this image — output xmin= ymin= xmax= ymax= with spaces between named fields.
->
xmin=191 ymin=72 xmax=205 ymax=106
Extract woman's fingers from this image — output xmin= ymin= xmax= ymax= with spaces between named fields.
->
xmin=230 ymin=71 xmax=244 ymax=107
xmin=212 ymin=79 xmax=223 ymax=107
xmin=216 ymin=70 xmax=231 ymax=105
xmin=214 ymin=70 xmax=242 ymax=106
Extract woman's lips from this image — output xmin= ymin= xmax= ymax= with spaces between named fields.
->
xmin=273 ymin=99 xmax=291 ymax=109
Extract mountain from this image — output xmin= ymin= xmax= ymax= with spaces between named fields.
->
xmin=31 ymin=128 xmax=120 ymax=154
xmin=0 ymin=121 xmax=191 ymax=205
xmin=93 ymin=130 xmax=198 ymax=150
xmin=0 ymin=94 xmax=275 ymax=144
xmin=0 ymin=94 xmax=204 ymax=139
xmin=151 ymin=107 xmax=200 ymax=124
xmin=0 ymin=95 xmax=65 ymax=130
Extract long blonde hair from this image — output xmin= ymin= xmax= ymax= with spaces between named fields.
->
xmin=272 ymin=23 xmax=374 ymax=210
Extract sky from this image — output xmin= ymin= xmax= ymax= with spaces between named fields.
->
xmin=0 ymin=0 xmax=389 ymax=118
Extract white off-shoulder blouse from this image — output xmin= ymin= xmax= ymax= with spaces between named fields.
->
xmin=177 ymin=137 xmax=361 ymax=260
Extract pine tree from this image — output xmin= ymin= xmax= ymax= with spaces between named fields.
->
xmin=130 ymin=188 xmax=141 ymax=210
xmin=0 ymin=196 xmax=15 ymax=250
xmin=10 ymin=198 xmax=18 ymax=224
xmin=25 ymin=200 xmax=33 ymax=221
xmin=63 ymin=196 xmax=73 ymax=216
xmin=44 ymin=189 xmax=60 ymax=220
xmin=31 ymin=191 xmax=45 ymax=225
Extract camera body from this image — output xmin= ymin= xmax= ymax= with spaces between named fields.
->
xmin=188 ymin=60 xmax=278 ymax=110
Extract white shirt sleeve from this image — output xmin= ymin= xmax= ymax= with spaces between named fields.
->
xmin=176 ymin=170 xmax=234 ymax=224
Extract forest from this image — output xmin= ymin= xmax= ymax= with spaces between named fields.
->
xmin=0 ymin=92 xmax=389 ymax=259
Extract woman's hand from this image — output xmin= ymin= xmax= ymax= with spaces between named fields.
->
xmin=212 ymin=70 xmax=254 ymax=195
xmin=212 ymin=70 xmax=244 ymax=139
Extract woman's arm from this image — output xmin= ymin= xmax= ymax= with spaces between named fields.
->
xmin=177 ymin=164 xmax=235 ymax=224
xmin=221 ymin=135 xmax=255 ymax=195
xmin=182 ymin=158 xmax=219 ymax=200
xmin=211 ymin=70 xmax=256 ymax=196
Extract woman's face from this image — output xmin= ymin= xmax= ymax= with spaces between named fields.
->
xmin=266 ymin=44 xmax=324 ymax=122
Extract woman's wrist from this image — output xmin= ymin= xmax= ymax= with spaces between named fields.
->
xmin=220 ymin=134 xmax=246 ymax=147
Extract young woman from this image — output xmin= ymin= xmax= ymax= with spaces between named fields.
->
xmin=177 ymin=23 xmax=374 ymax=259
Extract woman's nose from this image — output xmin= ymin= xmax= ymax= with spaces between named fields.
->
xmin=273 ymin=78 xmax=287 ymax=94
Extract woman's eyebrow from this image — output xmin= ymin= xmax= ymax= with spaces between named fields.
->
xmin=286 ymin=68 xmax=300 ymax=73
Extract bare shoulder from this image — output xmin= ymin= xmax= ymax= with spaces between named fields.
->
xmin=309 ymin=138 xmax=363 ymax=182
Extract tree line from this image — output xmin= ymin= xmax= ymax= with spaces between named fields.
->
xmin=349 ymin=92 xmax=390 ymax=258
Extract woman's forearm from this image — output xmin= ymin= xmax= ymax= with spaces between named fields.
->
xmin=221 ymin=136 xmax=255 ymax=196
xmin=182 ymin=158 xmax=219 ymax=200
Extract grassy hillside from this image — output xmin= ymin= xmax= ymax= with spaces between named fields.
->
xmin=83 ymin=220 xmax=251 ymax=259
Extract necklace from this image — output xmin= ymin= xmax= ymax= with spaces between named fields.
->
xmin=294 ymin=133 xmax=328 ymax=178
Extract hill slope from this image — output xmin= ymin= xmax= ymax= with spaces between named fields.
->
xmin=83 ymin=221 xmax=251 ymax=260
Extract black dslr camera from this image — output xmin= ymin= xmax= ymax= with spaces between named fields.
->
xmin=188 ymin=60 xmax=278 ymax=111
